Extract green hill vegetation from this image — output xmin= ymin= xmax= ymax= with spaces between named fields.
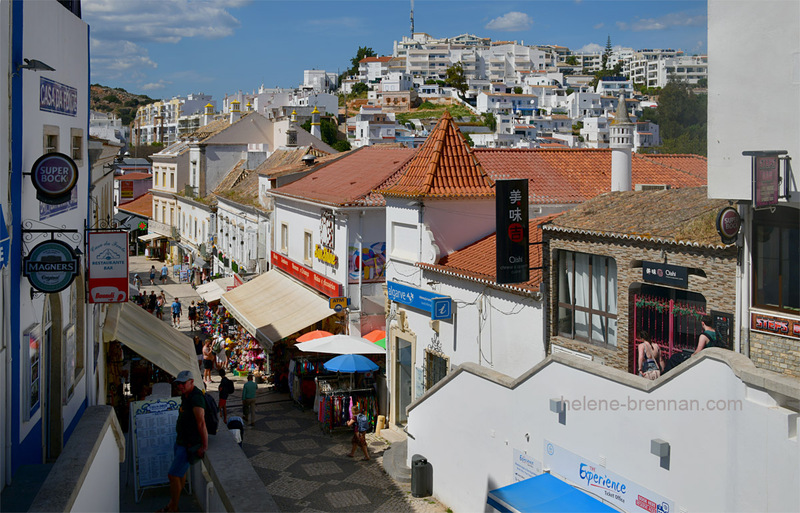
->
xmin=90 ymin=84 xmax=156 ymax=126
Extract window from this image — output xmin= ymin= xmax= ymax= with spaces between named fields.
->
xmin=70 ymin=129 xmax=83 ymax=162
xmin=424 ymin=348 xmax=449 ymax=390
xmin=44 ymin=125 xmax=59 ymax=153
xmin=155 ymin=172 xmax=159 ymax=187
xmin=170 ymin=172 xmax=174 ymax=189
xmin=753 ymin=207 xmax=800 ymax=314
xmin=557 ymin=250 xmax=618 ymax=346
xmin=304 ymin=230 xmax=314 ymax=264
xmin=280 ymin=223 xmax=289 ymax=254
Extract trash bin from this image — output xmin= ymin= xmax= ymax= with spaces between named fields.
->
xmin=411 ymin=454 xmax=432 ymax=498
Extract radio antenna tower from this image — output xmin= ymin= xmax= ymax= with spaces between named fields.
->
xmin=410 ymin=0 xmax=414 ymax=36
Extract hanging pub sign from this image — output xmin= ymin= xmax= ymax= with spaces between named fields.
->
xmin=716 ymin=206 xmax=741 ymax=245
xmin=753 ymin=154 xmax=780 ymax=208
xmin=30 ymin=152 xmax=78 ymax=205
xmin=23 ymin=240 xmax=79 ymax=293
xmin=87 ymin=231 xmax=128 ymax=303
xmin=496 ymin=179 xmax=529 ymax=284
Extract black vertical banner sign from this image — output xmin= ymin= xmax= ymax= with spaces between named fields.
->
xmin=496 ymin=179 xmax=529 ymax=284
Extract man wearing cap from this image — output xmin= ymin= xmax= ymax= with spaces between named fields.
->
xmin=159 ymin=371 xmax=207 ymax=513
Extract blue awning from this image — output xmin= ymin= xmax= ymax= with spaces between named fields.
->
xmin=488 ymin=473 xmax=619 ymax=513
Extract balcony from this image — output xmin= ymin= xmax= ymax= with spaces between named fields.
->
xmin=149 ymin=219 xmax=171 ymax=238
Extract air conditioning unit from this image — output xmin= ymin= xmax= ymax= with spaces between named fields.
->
xmin=635 ymin=184 xmax=671 ymax=191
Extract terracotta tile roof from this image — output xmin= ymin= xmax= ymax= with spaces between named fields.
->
xmin=115 ymin=172 xmax=152 ymax=181
xmin=271 ymin=146 xmax=416 ymax=207
xmin=212 ymin=159 xmax=248 ymax=195
xmin=544 ymin=186 xmax=733 ymax=248
xmin=417 ymin=213 xmax=561 ymax=294
xmin=260 ymin=151 xmax=349 ymax=180
xmin=215 ymin=170 xmax=260 ymax=208
xmin=379 ymin=111 xmax=495 ymax=199
xmin=359 ymin=56 xmax=392 ymax=63
xmin=473 ymin=148 xmax=706 ymax=204
xmin=117 ymin=191 xmax=152 ymax=217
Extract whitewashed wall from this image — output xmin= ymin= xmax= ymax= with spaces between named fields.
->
xmin=69 ymin=424 xmax=120 ymax=513
xmin=707 ymin=0 xmax=799 ymax=202
xmin=1 ymin=0 xmax=11 ymax=489
xmin=407 ymin=351 xmax=800 ymax=513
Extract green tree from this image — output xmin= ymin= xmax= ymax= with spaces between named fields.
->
xmin=638 ymin=81 xmax=707 ymax=156
xmin=332 ymin=140 xmax=351 ymax=152
xmin=565 ymin=55 xmax=579 ymax=66
xmin=602 ymin=35 xmax=613 ymax=71
xmin=350 ymin=82 xmax=368 ymax=96
xmin=301 ymin=117 xmax=341 ymax=147
xmin=514 ymin=86 xmax=523 ymax=94
xmin=340 ymin=46 xmax=376 ymax=82
xmin=481 ymin=112 xmax=497 ymax=131
xmin=444 ymin=62 xmax=468 ymax=98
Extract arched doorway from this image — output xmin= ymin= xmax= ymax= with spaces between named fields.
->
xmin=43 ymin=293 xmax=63 ymax=462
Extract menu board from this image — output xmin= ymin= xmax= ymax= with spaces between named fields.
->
xmin=130 ymin=397 xmax=180 ymax=495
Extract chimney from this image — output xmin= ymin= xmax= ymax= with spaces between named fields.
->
xmin=310 ymin=105 xmax=322 ymax=140
xmin=609 ymin=93 xmax=633 ymax=191
xmin=202 ymin=103 xmax=214 ymax=126
xmin=287 ymin=110 xmax=298 ymax=147
xmin=229 ymin=100 xmax=241 ymax=124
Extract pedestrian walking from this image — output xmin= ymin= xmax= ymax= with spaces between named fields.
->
xmin=147 ymin=290 xmax=157 ymax=314
xmin=171 ymin=297 xmax=182 ymax=328
xmin=218 ymin=369 xmax=235 ymax=424
xmin=156 ymin=292 xmax=165 ymax=320
xmin=157 ymin=371 xmax=207 ymax=513
xmin=242 ymin=374 xmax=258 ymax=426
xmin=161 ymin=263 xmax=169 ymax=284
xmin=188 ymin=301 xmax=198 ymax=331
xmin=202 ymin=339 xmax=214 ymax=383
xmin=149 ymin=265 xmax=156 ymax=285
xmin=346 ymin=404 xmax=371 ymax=461
xmin=133 ymin=273 xmax=142 ymax=290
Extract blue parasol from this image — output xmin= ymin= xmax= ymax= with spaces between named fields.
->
xmin=323 ymin=354 xmax=379 ymax=373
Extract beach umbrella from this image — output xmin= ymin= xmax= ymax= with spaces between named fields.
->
xmin=295 ymin=334 xmax=385 ymax=355
xmin=296 ymin=330 xmax=333 ymax=343
xmin=323 ymin=354 xmax=379 ymax=373
xmin=363 ymin=329 xmax=386 ymax=349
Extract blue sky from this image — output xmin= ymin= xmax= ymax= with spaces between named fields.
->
xmin=83 ymin=0 xmax=707 ymax=101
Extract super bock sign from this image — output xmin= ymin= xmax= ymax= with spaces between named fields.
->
xmin=23 ymin=240 xmax=79 ymax=293
xmin=30 ymin=153 xmax=78 ymax=205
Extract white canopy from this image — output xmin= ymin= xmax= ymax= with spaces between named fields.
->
xmin=103 ymin=302 xmax=204 ymax=386
xmin=196 ymin=277 xmax=235 ymax=303
xmin=295 ymin=334 xmax=385 ymax=355
xmin=137 ymin=233 xmax=166 ymax=242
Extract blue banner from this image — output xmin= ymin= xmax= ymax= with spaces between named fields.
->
xmin=387 ymin=280 xmax=452 ymax=320
xmin=39 ymin=77 xmax=78 ymax=117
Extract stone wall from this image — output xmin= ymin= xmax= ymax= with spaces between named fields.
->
xmin=749 ymin=329 xmax=800 ymax=379
xmin=545 ymin=232 xmax=738 ymax=373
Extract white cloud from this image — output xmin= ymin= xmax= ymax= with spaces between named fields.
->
xmin=617 ymin=12 xmax=707 ymax=32
xmin=142 ymin=80 xmax=171 ymax=91
xmin=485 ymin=12 xmax=533 ymax=32
xmin=308 ymin=17 xmax=361 ymax=30
xmin=575 ymin=43 xmax=603 ymax=54
xmin=90 ymin=39 xmax=157 ymax=82
xmin=593 ymin=23 xmax=604 ymax=30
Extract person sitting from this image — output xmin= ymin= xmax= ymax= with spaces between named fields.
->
xmin=637 ymin=330 xmax=664 ymax=380
xmin=694 ymin=315 xmax=720 ymax=354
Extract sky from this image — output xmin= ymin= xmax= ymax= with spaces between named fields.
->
xmin=83 ymin=0 xmax=707 ymax=102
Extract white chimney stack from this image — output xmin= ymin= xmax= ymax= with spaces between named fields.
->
xmin=610 ymin=93 xmax=633 ymax=192
xmin=310 ymin=105 xmax=322 ymax=140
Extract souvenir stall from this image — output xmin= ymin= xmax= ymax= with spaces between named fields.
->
xmin=289 ymin=330 xmax=335 ymax=408
xmin=317 ymin=354 xmax=379 ymax=435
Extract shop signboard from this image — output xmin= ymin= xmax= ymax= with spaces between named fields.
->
xmin=543 ymin=440 xmax=674 ymax=513
xmin=271 ymin=251 xmax=342 ymax=298
xmin=512 ymin=449 xmax=542 ymax=482
xmin=387 ymin=280 xmax=452 ymax=320
xmin=715 ymin=207 xmax=741 ymax=244
xmin=39 ymin=77 xmax=78 ymax=117
xmin=88 ymin=231 xmax=129 ymax=303
xmin=329 ymin=296 xmax=349 ymax=312
xmin=642 ymin=261 xmax=688 ymax=288
xmin=31 ymin=152 xmax=79 ymax=205
xmin=129 ymin=397 xmax=180 ymax=499
xmin=496 ymin=179 xmax=529 ymax=284
xmin=120 ymin=180 xmax=134 ymax=200
xmin=753 ymin=155 xmax=780 ymax=208
xmin=751 ymin=312 xmax=800 ymax=340
xmin=23 ymin=240 xmax=79 ymax=293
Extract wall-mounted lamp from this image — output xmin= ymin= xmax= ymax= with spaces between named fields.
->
xmin=17 ymin=58 xmax=56 ymax=72
xmin=550 ymin=397 xmax=566 ymax=425
xmin=650 ymin=438 xmax=670 ymax=470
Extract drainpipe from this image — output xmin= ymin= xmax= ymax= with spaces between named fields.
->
xmin=739 ymin=204 xmax=750 ymax=358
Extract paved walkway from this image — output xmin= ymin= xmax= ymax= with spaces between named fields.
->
xmin=122 ymin=255 xmax=448 ymax=512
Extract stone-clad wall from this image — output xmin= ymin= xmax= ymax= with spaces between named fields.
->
xmin=545 ymin=232 xmax=738 ymax=373
xmin=749 ymin=330 xmax=800 ymax=378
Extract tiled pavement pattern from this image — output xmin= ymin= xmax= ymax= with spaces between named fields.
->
xmin=224 ymin=382 xmax=448 ymax=513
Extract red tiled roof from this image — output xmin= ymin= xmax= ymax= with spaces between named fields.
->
xmin=359 ymin=56 xmax=392 ymax=63
xmin=417 ymin=213 xmax=562 ymax=294
xmin=117 ymin=191 xmax=152 ymax=217
xmin=473 ymin=149 xmax=706 ymax=204
xmin=115 ymin=172 xmax=152 ymax=181
xmin=380 ymin=111 xmax=495 ymax=199
xmin=270 ymin=146 xmax=416 ymax=207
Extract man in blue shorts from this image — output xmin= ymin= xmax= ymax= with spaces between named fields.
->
xmin=159 ymin=370 xmax=207 ymax=513
xmin=171 ymin=297 xmax=182 ymax=328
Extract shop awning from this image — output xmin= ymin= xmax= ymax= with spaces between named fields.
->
xmin=138 ymin=233 xmax=166 ymax=242
xmin=488 ymin=473 xmax=618 ymax=513
xmin=196 ymin=277 xmax=234 ymax=303
xmin=220 ymin=270 xmax=332 ymax=351
xmin=103 ymin=302 xmax=203 ymax=386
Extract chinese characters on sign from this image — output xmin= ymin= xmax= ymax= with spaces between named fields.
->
xmin=496 ymin=179 xmax=529 ymax=284
xmin=642 ymin=261 xmax=688 ymax=288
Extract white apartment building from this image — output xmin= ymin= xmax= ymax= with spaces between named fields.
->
xmin=89 ymin=110 xmax=128 ymax=146
xmin=348 ymin=106 xmax=400 ymax=148
xmin=595 ymin=76 xmax=634 ymax=97
xmin=476 ymin=92 xmax=538 ymax=116
xmin=358 ymin=56 xmax=392 ymax=84
xmin=133 ymin=93 xmax=215 ymax=146
xmin=302 ymin=69 xmax=338 ymax=93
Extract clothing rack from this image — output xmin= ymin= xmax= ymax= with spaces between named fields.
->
xmin=317 ymin=386 xmax=377 ymax=435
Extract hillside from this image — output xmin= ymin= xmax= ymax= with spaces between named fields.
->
xmin=90 ymin=84 xmax=156 ymax=126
